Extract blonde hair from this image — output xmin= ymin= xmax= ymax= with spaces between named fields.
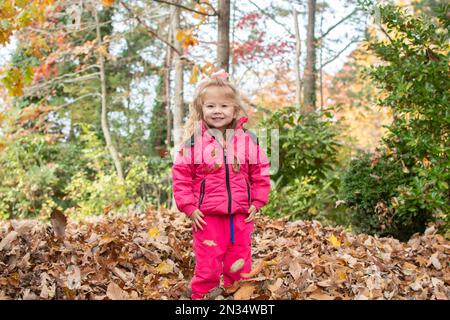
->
xmin=182 ymin=76 xmax=250 ymax=142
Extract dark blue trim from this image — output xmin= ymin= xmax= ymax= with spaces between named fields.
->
xmin=230 ymin=214 xmax=235 ymax=244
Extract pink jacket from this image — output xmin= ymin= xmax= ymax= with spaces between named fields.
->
xmin=172 ymin=116 xmax=271 ymax=218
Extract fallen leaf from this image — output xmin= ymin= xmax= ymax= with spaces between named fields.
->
xmin=0 ymin=231 xmax=18 ymax=251
xmin=50 ymin=210 xmax=67 ymax=238
xmin=155 ymin=260 xmax=174 ymax=274
xmin=241 ymin=259 xmax=266 ymax=278
xmin=288 ymin=260 xmax=302 ymax=281
xmin=230 ymin=258 xmax=245 ymax=273
xmin=328 ymin=234 xmax=341 ymax=247
xmin=66 ymin=265 xmax=81 ymax=289
xmin=428 ymin=253 xmax=442 ymax=270
xmin=106 ymin=282 xmax=127 ymax=300
xmin=148 ymin=227 xmax=160 ymax=238
xmin=268 ymin=278 xmax=283 ymax=293
xmin=203 ymin=239 xmax=217 ymax=247
xmin=234 ymin=284 xmax=255 ymax=300
xmin=308 ymin=291 xmax=335 ymax=300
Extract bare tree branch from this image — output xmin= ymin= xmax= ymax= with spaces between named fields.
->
xmin=318 ymin=8 xmax=358 ymax=40
xmin=153 ymin=0 xmax=217 ymax=16
xmin=247 ymin=0 xmax=294 ymax=37
xmin=320 ymin=38 xmax=360 ymax=68
xmin=23 ymin=70 xmax=101 ymax=98
xmin=379 ymin=25 xmax=394 ymax=44
xmin=120 ymin=0 xmax=183 ymax=57
xmin=54 ymin=93 xmax=102 ymax=111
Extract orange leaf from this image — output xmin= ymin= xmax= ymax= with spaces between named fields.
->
xmin=101 ymin=0 xmax=115 ymax=6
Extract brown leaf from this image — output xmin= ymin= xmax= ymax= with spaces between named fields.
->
xmin=66 ymin=265 xmax=81 ymax=289
xmin=50 ymin=210 xmax=67 ymax=238
xmin=106 ymin=282 xmax=127 ymax=300
xmin=267 ymin=278 xmax=283 ymax=294
xmin=288 ymin=260 xmax=302 ymax=281
xmin=113 ymin=267 xmax=134 ymax=284
xmin=0 ymin=231 xmax=18 ymax=251
xmin=309 ymin=291 xmax=335 ymax=300
xmin=240 ymin=259 xmax=266 ymax=278
xmin=234 ymin=284 xmax=255 ymax=300
xmin=428 ymin=253 xmax=442 ymax=270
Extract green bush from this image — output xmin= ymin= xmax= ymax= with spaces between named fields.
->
xmin=341 ymin=151 xmax=433 ymax=240
xmin=341 ymin=3 xmax=449 ymax=239
xmin=0 ymin=134 xmax=83 ymax=219
xmin=0 ymin=125 xmax=172 ymax=220
xmin=64 ymin=128 xmax=172 ymax=218
xmin=259 ymin=106 xmax=343 ymax=221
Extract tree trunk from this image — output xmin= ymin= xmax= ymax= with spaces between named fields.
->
xmin=172 ymin=0 xmax=184 ymax=152
xmin=217 ymin=0 xmax=231 ymax=72
xmin=164 ymin=18 xmax=173 ymax=150
xmin=93 ymin=7 xmax=124 ymax=182
xmin=319 ymin=5 xmax=324 ymax=110
xmin=231 ymin=0 xmax=236 ymax=77
xmin=303 ymin=0 xmax=317 ymax=113
xmin=293 ymin=7 xmax=302 ymax=110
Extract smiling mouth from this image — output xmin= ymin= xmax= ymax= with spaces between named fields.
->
xmin=212 ymin=117 xmax=224 ymax=120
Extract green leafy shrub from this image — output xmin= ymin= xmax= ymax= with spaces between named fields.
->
xmin=259 ymin=106 xmax=343 ymax=221
xmin=64 ymin=127 xmax=172 ymax=218
xmin=341 ymin=4 xmax=449 ymax=240
xmin=0 ymin=134 xmax=83 ymax=219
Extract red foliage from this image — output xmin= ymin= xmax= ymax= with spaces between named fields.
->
xmin=236 ymin=12 xmax=262 ymax=29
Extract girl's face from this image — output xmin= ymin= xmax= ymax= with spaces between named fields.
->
xmin=201 ymin=86 xmax=237 ymax=134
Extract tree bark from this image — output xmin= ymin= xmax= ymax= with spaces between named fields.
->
xmin=303 ymin=0 xmax=317 ymax=113
xmin=172 ymin=0 xmax=184 ymax=151
xmin=293 ymin=7 xmax=302 ymax=110
xmin=319 ymin=6 xmax=324 ymax=110
xmin=93 ymin=7 xmax=124 ymax=182
xmin=164 ymin=19 xmax=173 ymax=150
xmin=217 ymin=0 xmax=231 ymax=72
xmin=231 ymin=0 xmax=236 ymax=77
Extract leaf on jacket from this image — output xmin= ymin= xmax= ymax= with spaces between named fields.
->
xmin=230 ymin=258 xmax=245 ymax=273
xmin=202 ymin=239 xmax=217 ymax=247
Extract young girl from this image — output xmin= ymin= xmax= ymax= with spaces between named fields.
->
xmin=171 ymin=69 xmax=270 ymax=300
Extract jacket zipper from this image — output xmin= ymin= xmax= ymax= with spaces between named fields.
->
xmin=223 ymin=149 xmax=232 ymax=214
xmin=198 ymin=179 xmax=206 ymax=209
xmin=245 ymin=179 xmax=251 ymax=205
xmin=224 ymin=148 xmax=235 ymax=245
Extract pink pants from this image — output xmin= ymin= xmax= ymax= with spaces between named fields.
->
xmin=190 ymin=213 xmax=254 ymax=300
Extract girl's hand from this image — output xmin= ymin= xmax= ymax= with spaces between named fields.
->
xmin=190 ymin=209 xmax=207 ymax=232
xmin=244 ymin=205 xmax=258 ymax=223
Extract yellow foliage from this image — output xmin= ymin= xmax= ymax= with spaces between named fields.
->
xmin=328 ymin=234 xmax=341 ymax=247
xmin=176 ymin=29 xmax=199 ymax=50
xmin=148 ymin=227 xmax=160 ymax=238
xmin=155 ymin=261 xmax=173 ymax=275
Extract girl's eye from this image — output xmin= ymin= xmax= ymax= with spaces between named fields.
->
xmin=206 ymin=104 xmax=214 ymax=108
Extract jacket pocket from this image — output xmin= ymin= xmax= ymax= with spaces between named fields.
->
xmin=245 ymin=178 xmax=251 ymax=206
xmin=198 ymin=179 xmax=206 ymax=209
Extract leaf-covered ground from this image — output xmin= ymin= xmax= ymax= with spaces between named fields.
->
xmin=0 ymin=207 xmax=449 ymax=300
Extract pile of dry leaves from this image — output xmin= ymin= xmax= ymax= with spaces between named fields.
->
xmin=0 ymin=206 xmax=448 ymax=300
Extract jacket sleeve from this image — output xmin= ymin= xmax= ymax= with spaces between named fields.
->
xmin=171 ymin=143 xmax=197 ymax=217
xmin=248 ymin=139 xmax=271 ymax=211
